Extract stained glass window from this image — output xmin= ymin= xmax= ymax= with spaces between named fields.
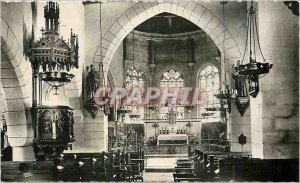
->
xmin=125 ymin=67 xmax=145 ymax=119
xmin=160 ymin=70 xmax=184 ymax=119
xmin=160 ymin=70 xmax=184 ymax=88
xmin=198 ymin=65 xmax=220 ymax=118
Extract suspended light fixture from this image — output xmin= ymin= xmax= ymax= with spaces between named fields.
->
xmin=215 ymin=1 xmax=236 ymax=113
xmin=98 ymin=62 xmax=111 ymax=115
xmin=97 ymin=2 xmax=111 ymax=116
xmin=117 ymin=85 xmax=132 ymax=123
xmin=85 ymin=2 xmax=111 ymax=118
xmin=234 ymin=1 xmax=272 ymax=98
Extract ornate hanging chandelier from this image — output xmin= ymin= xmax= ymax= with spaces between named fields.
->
xmin=31 ymin=2 xmax=79 ymax=95
xmin=214 ymin=1 xmax=236 ymax=113
xmin=234 ymin=1 xmax=272 ymax=97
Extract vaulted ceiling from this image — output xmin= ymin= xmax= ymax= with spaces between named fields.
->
xmin=134 ymin=12 xmax=200 ymax=34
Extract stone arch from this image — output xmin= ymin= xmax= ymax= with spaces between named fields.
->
xmin=1 ymin=17 xmax=33 ymax=147
xmin=93 ymin=1 xmax=241 ymax=78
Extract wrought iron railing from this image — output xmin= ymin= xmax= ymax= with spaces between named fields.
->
xmin=144 ymin=144 xmax=188 ymax=155
xmin=107 ymin=135 xmax=144 ymax=152
xmin=107 ymin=135 xmax=230 ymax=155
xmin=189 ymin=139 xmax=230 ymax=152
xmin=143 ymin=139 xmax=230 ymax=155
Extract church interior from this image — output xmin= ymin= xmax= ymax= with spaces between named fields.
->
xmin=1 ymin=1 xmax=299 ymax=182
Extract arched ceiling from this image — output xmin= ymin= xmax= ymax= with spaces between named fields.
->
xmin=134 ymin=12 xmax=200 ymax=34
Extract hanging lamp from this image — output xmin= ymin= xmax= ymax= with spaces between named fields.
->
xmin=85 ymin=2 xmax=111 ymax=118
xmin=98 ymin=2 xmax=111 ymax=116
xmin=234 ymin=1 xmax=272 ymax=98
xmin=214 ymin=1 xmax=236 ymax=114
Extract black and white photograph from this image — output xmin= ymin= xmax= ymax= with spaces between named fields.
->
xmin=0 ymin=0 xmax=299 ymax=182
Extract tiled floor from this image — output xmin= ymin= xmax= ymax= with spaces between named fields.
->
xmin=143 ymin=172 xmax=174 ymax=182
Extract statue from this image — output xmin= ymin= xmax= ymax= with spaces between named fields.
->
xmin=168 ymin=107 xmax=177 ymax=125
xmin=86 ymin=64 xmax=99 ymax=99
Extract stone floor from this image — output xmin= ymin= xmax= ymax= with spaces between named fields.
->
xmin=145 ymin=157 xmax=177 ymax=169
xmin=143 ymin=172 xmax=174 ymax=182
xmin=143 ymin=157 xmax=178 ymax=181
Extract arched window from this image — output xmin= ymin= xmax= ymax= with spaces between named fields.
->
xmin=198 ymin=65 xmax=220 ymax=118
xmin=160 ymin=70 xmax=185 ymax=119
xmin=125 ymin=67 xmax=145 ymax=119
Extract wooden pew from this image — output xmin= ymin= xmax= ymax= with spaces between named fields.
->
xmin=2 ymin=149 xmax=146 ymax=182
xmin=218 ymin=157 xmax=299 ymax=182
xmin=1 ymin=161 xmax=53 ymax=182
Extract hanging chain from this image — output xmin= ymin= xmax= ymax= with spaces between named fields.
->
xmin=99 ymin=2 xmax=106 ymax=87
xmin=241 ymin=1 xmax=266 ymax=64
xmin=241 ymin=11 xmax=249 ymax=64
xmin=131 ymin=31 xmax=135 ymax=109
xmin=99 ymin=2 xmax=102 ymax=65
xmin=222 ymin=2 xmax=227 ymax=85
xmin=252 ymin=13 xmax=257 ymax=62
xmin=133 ymin=31 xmax=135 ymax=69
xmin=254 ymin=9 xmax=266 ymax=62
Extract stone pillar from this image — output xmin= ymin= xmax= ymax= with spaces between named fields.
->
xmin=229 ymin=100 xmax=251 ymax=152
xmin=69 ymin=107 xmax=108 ymax=153
xmin=251 ymin=2 xmax=299 ymax=159
xmin=7 ymin=112 xmax=35 ymax=161
xmin=13 ymin=146 xmax=35 ymax=161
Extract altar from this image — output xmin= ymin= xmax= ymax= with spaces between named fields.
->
xmin=157 ymin=134 xmax=188 ymax=145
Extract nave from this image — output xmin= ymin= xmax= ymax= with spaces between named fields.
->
xmin=1 ymin=0 xmax=299 ymax=182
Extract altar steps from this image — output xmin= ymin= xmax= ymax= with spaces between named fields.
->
xmin=145 ymin=156 xmax=187 ymax=172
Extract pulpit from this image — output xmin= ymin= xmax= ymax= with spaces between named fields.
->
xmin=33 ymin=106 xmax=74 ymax=160
xmin=29 ymin=2 xmax=79 ymax=160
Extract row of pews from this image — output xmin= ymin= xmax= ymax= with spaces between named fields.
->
xmin=55 ymin=150 xmax=144 ymax=182
xmin=174 ymin=149 xmax=299 ymax=182
xmin=2 ymin=149 xmax=145 ymax=182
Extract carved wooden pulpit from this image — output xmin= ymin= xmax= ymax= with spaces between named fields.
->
xmin=33 ymin=106 xmax=74 ymax=160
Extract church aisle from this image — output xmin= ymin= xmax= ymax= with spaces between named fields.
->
xmin=143 ymin=172 xmax=174 ymax=182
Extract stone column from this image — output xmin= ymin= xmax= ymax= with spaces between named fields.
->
xmin=13 ymin=146 xmax=35 ymax=161
xmin=229 ymin=100 xmax=251 ymax=152
xmin=84 ymin=111 xmax=108 ymax=153
xmin=70 ymin=108 xmax=108 ymax=153
xmin=251 ymin=2 xmax=299 ymax=159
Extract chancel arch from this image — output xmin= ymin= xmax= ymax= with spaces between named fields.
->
xmin=93 ymin=1 xmax=241 ymax=79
